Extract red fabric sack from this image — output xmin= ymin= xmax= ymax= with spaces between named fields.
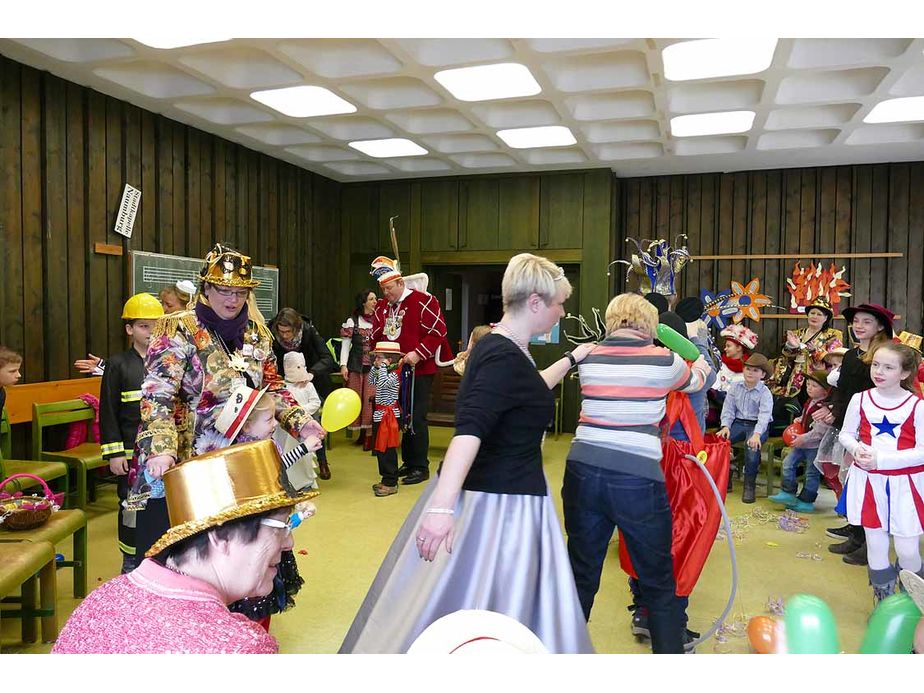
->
xmin=617 ymin=391 xmax=731 ymax=596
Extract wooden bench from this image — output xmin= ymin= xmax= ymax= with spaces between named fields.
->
xmin=3 ymin=377 xmax=101 ymax=426
xmin=0 ymin=509 xmax=88 ymax=598
xmin=428 ymin=368 xmax=460 ymax=428
xmin=0 ymin=541 xmax=58 ymax=648
xmin=1 ymin=410 xmax=70 ymax=500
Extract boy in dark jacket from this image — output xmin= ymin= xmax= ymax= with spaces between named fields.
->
xmin=99 ymin=293 xmax=164 ymax=573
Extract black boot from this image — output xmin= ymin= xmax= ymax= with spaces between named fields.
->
xmin=742 ymin=476 xmax=756 ymax=504
xmin=843 ymin=543 xmax=868 ymax=566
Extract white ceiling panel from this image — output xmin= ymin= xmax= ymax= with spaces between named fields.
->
xmin=1 ymin=37 xmax=922 ymax=182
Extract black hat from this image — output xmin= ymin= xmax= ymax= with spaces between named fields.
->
xmin=644 ymin=292 xmax=669 ymax=314
xmin=675 ymin=297 xmax=705 ymax=323
xmin=658 ymin=311 xmax=688 ymax=340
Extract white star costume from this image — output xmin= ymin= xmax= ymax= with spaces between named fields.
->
xmin=839 ymin=389 xmax=924 ymax=537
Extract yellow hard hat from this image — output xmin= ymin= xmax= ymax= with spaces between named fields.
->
xmin=122 ymin=293 xmax=165 ymax=320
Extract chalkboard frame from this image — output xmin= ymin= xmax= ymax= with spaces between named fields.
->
xmin=131 ymin=250 xmax=279 ymax=319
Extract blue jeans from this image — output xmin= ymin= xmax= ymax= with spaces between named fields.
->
xmin=780 ymin=447 xmax=821 ymax=502
xmin=562 ymin=460 xmax=685 ymax=654
xmin=729 ymin=419 xmax=769 ymax=478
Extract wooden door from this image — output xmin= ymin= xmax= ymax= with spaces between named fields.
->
xmin=342 ymin=185 xmax=379 ymax=254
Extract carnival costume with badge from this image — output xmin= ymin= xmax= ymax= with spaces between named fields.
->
xmin=369 ymin=256 xmax=450 ymax=479
xmin=53 ymin=440 xmax=317 ymax=654
xmin=769 ymin=297 xmax=843 ymax=399
xmin=99 ymin=293 xmax=165 ymax=573
xmin=130 ymin=244 xmax=312 ymax=620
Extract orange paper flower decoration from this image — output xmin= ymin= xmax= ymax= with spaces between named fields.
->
xmin=727 ymin=278 xmax=773 ymax=323
xmin=787 ymin=261 xmax=851 ymax=314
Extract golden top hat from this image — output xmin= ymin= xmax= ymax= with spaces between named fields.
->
xmin=200 ymin=243 xmax=260 ymax=289
xmin=146 ymin=439 xmax=318 ymax=557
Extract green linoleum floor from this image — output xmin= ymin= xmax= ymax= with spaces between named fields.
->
xmin=2 ymin=428 xmax=902 ymax=654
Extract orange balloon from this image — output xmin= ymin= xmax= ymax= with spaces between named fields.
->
xmin=747 ymin=616 xmax=782 ymax=654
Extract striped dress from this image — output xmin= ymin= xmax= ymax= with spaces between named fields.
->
xmin=568 ymin=329 xmax=708 ymax=482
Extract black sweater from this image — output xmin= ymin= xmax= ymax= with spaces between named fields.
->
xmin=831 ymin=346 xmax=872 ymax=429
xmin=451 ymin=334 xmax=554 ymax=496
xmin=270 ymin=315 xmax=335 ymax=399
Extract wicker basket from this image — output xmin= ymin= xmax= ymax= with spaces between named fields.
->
xmin=0 ymin=473 xmax=62 ymax=531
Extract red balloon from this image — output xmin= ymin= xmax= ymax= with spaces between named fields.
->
xmin=748 ymin=616 xmax=782 ymax=654
xmin=783 ymin=422 xmax=806 ymax=447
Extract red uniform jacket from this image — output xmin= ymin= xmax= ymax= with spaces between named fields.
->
xmin=371 ymin=289 xmax=449 ymax=376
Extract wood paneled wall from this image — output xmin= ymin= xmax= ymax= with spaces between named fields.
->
xmin=0 ymin=56 xmax=341 ymax=383
xmin=619 ymin=165 xmax=924 ymax=354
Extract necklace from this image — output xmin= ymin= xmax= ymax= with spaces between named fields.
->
xmin=493 ymin=323 xmax=536 ymax=366
xmin=212 ymin=331 xmax=248 ymax=372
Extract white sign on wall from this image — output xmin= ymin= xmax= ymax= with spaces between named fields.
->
xmin=114 ymin=184 xmax=141 ymax=238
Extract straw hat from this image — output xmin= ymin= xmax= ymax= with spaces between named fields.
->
xmin=823 ymin=347 xmax=848 ymax=364
xmin=371 ymin=341 xmax=404 ymax=356
xmin=407 ymin=610 xmax=549 ymax=654
xmin=146 ymin=439 xmax=319 ymax=557
xmin=899 ymin=570 xmax=924 ymax=615
xmin=214 ymin=385 xmax=269 ymax=443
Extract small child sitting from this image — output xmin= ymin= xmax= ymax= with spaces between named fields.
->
xmin=368 ymin=341 xmax=404 ymax=497
xmin=453 ymin=325 xmax=492 ymax=377
xmin=0 ymin=345 xmax=23 ymax=415
xmin=717 ymin=352 xmax=774 ymax=504
xmin=823 ymin=347 xmax=847 ymax=386
xmin=768 ymin=370 xmax=833 ymax=513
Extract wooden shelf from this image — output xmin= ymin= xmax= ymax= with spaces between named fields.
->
xmin=691 ymin=253 xmax=902 ymax=260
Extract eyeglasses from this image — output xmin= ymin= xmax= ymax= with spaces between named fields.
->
xmin=211 ymin=286 xmax=249 ymax=299
xmin=260 ymin=516 xmax=294 ymax=536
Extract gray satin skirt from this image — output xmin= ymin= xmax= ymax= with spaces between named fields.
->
xmin=339 ymin=478 xmax=594 ymax=654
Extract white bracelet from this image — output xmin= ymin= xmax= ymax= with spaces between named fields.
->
xmin=424 ymin=507 xmax=455 ymax=515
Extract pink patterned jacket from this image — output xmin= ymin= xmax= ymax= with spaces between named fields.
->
xmin=53 ymin=559 xmax=278 ymax=654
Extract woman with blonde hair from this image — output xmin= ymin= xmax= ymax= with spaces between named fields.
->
xmin=563 ymin=292 xmax=710 ymax=653
xmin=341 ymin=253 xmax=595 ymax=653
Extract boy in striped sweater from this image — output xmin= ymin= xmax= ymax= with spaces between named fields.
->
xmin=368 ymin=341 xmax=404 ymax=497
xmin=563 ymin=293 xmax=710 ymax=654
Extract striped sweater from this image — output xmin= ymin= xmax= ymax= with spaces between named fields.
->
xmin=568 ymin=329 xmax=707 ymax=482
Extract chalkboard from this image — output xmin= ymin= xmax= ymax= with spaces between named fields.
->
xmin=131 ymin=250 xmax=279 ymax=318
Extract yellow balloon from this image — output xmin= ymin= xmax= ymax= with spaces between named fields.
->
xmin=320 ymin=388 xmax=362 ymax=432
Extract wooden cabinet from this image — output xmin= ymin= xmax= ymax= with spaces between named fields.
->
xmin=498 ymin=176 xmax=540 ymax=250
xmin=419 ymin=180 xmax=459 ymax=252
xmin=458 ymin=178 xmax=499 ymax=250
xmin=539 ymin=173 xmax=585 ymax=249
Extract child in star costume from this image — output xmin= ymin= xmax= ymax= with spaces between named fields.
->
xmin=838 ymin=342 xmax=924 ymax=605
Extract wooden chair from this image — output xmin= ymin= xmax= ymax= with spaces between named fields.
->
xmin=731 ymin=436 xmax=786 ymax=497
xmin=0 ymin=541 xmax=58 ymax=648
xmin=0 ymin=509 xmax=88 ymax=599
xmin=428 ymin=368 xmax=461 ymax=428
xmin=0 ymin=409 xmax=70 ymax=500
xmin=31 ymin=400 xmax=105 ymax=509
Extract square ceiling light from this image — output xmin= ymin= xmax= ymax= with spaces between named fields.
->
xmin=864 ymin=96 xmax=924 ymax=123
xmin=670 ymin=110 xmax=755 ymax=137
xmin=663 ymin=38 xmax=778 ymax=81
xmin=250 ymin=86 xmax=356 ymax=118
xmin=496 ymin=125 xmax=576 ymax=149
xmin=348 ymin=138 xmax=428 ymax=158
xmin=433 ymin=62 xmax=541 ymax=102
xmin=133 ymin=36 xmax=231 ymax=50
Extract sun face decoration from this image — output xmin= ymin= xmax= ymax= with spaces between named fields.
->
xmin=726 ymin=278 xmax=773 ymax=323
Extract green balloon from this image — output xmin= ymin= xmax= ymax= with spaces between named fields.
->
xmin=656 ymin=323 xmax=701 ymax=361
xmin=784 ymin=594 xmax=840 ymax=654
xmin=860 ymin=593 xmax=919 ymax=654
